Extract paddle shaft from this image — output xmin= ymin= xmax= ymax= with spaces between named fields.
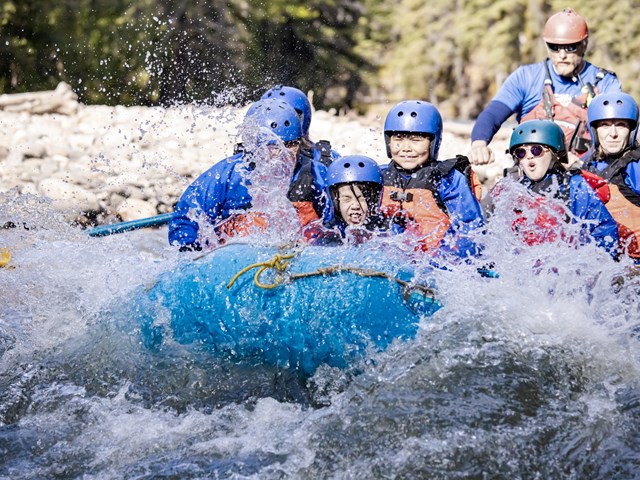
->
xmin=87 ymin=212 xmax=173 ymax=237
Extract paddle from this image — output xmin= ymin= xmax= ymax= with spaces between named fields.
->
xmin=87 ymin=212 xmax=173 ymax=237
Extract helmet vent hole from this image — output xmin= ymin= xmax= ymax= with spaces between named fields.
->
xmin=411 ymin=112 xmax=417 ymax=118
xmin=344 ymin=163 xmax=351 ymax=168
xmin=532 ymin=129 xmax=537 ymax=133
xmin=284 ymin=121 xmax=290 ymax=127
xmin=397 ymin=112 xmax=404 ymax=117
xmin=270 ymin=122 xmax=278 ymax=129
xmin=616 ymin=100 xmax=623 ymax=105
xmin=603 ymin=100 xmax=610 ymax=106
xmin=358 ymin=162 xmax=365 ymax=167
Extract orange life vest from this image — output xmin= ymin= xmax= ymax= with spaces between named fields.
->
xmin=381 ymin=187 xmax=451 ymax=252
xmin=214 ymin=212 xmax=268 ymax=244
xmin=583 ymin=150 xmax=640 ymax=258
xmin=381 ymin=157 xmax=475 ymax=253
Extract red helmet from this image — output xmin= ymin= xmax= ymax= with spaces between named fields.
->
xmin=543 ymin=8 xmax=588 ymax=44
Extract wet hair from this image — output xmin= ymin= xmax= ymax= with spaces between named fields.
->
xmin=329 ymin=182 xmax=383 ymax=229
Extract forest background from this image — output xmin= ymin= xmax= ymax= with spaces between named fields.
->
xmin=1 ymin=0 xmax=639 ymax=119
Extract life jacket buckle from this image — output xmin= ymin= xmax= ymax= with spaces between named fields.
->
xmin=390 ymin=191 xmax=414 ymax=203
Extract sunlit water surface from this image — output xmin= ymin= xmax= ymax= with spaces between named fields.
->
xmin=1 ymin=192 xmax=640 ymax=479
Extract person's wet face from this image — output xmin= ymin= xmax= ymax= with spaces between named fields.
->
xmin=389 ymin=133 xmax=431 ymax=170
xmin=336 ymin=184 xmax=369 ymax=226
xmin=267 ymin=139 xmax=301 ymax=164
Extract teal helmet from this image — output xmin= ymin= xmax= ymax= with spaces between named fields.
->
xmin=509 ymin=120 xmax=567 ymax=163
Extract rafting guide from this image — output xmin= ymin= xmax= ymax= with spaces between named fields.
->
xmin=469 ymin=8 xmax=622 ymax=168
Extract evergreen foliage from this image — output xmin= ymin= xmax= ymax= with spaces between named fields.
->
xmin=0 ymin=0 xmax=639 ymax=117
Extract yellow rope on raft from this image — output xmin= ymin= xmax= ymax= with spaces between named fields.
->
xmin=226 ymin=252 xmax=299 ymax=289
xmin=0 ymin=248 xmax=10 ymax=268
xmin=226 ymin=251 xmax=437 ymax=300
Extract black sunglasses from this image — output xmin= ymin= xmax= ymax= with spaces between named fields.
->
xmin=513 ymin=144 xmax=547 ymax=159
xmin=547 ymin=42 xmax=580 ymax=53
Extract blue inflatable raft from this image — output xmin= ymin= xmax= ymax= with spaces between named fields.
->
xmin=130 ymin=243 xmax=441 ymax=375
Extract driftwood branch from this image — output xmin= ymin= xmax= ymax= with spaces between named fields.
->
xmin=0 ymin=82 xmax=79 ymax=115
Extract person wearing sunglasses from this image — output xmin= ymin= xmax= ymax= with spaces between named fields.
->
xmin=582 ymin=92 xmax=640 ymax=261
xmin=469 ymin=8 xmax=621 ymax=169
xmin=169 ymin=99 xmax=307 ymax=251
xmin=487 ymin=119 xmax=618 ymax=256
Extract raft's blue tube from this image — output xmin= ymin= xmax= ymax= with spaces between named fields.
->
xmin=129 ymin=243 xmax=442 ymax=376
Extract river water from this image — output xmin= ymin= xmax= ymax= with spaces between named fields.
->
xmin=1 ymin=192 xmax=640 ymax=479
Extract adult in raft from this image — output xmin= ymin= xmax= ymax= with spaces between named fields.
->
xmin=582 ymin=92 xmax=640 ymax=261
xmin=260 ymin=85 xmax=341 ymax=224
xmin=168 ymin=98 xmax=305 ymax=251
xmin=304 ymin=155 xmax=386 ymax=246
xmin=381 ymin=100 xmax=485 ymax=257
xmin=488 ymin=119 xmax=618 ymax=257
xmin=469 ymin=8 xmax=621 ymax=167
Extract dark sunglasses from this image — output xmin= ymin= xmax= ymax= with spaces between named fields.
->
xmin=547 ymin=42 xmax=580 ymax=53
xmin=513 ymin=144 xmax=547 ymax=159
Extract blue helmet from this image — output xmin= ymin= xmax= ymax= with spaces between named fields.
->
xmin=244 ymin=99 xmax=302 ymax=143
xmin=327 ymin=155 xmax=383 ymax=227
xmin=327 ymin=155 xmax=383 ymax=188
xmin=588 ymin=92 xmax=639 ymax=149
xmin=261 ymin=86 xmax=312 ymax=137
xmin=383 ymin=100 xmax=443 ymax=160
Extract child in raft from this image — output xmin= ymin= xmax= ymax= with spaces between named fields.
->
xmin=487 ymin=119 xmax=618 ymax=257
xmin=303 ymin=155 xmax=386 ymax=246
xmin=380 ymin=100 xmax=485 ymax=258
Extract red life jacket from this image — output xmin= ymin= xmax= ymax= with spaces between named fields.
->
xmin=511 ymin=195 xmax=567 ymax=246
xmin=493 ymin=168 xmax=573 ymax=247
xmin=520 ymin=61 xmax=610 ymax=156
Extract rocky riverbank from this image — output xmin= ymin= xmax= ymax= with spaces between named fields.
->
xmin=0 ymin=83 xmax=512 ymax=224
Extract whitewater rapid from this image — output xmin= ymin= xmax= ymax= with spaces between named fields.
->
xmin=1 ymin=192 xmax=640 ymax=478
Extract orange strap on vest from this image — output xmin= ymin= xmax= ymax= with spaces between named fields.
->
xmin=381 ymin=187 xmax=451 ymax=253
xmin=215 ymin=212 xmax=268 ymax=242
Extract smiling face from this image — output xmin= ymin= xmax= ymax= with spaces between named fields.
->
xmin=388 ymin=133 xmax=432 ymax=170
xmin=514 ymin=144 xmax=554 ymax=181
xmin=546 ymin=41 xmax=586 ymax=77
xmin=595 ymin=119 xmax=632 ymax=155
xmin=336 ymin=184 xmax=369 ymax=226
